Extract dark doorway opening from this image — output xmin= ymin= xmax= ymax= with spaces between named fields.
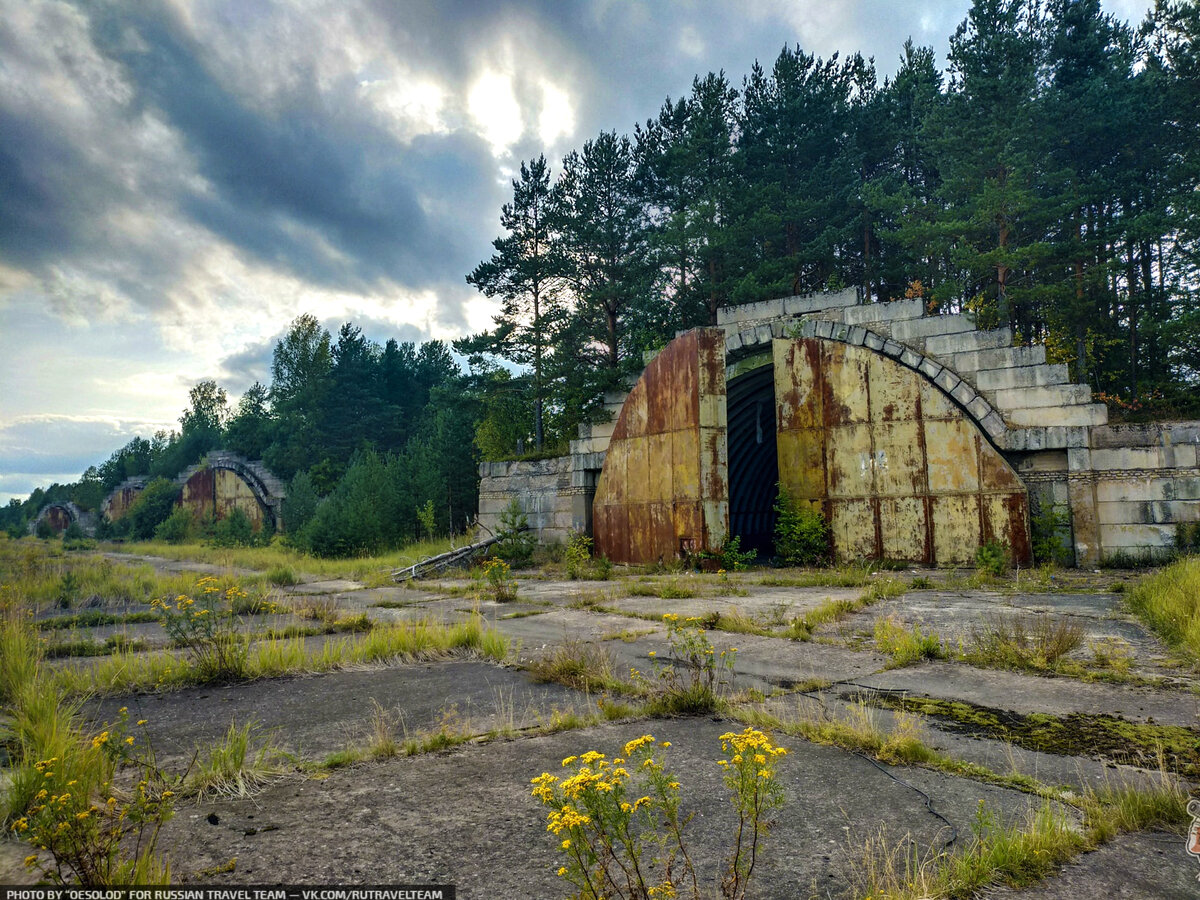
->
xmin=727 ymin=364 xmax=779 ymax=557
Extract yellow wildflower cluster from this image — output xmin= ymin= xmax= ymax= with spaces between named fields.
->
xmin=545 ymin=805 xmax=591 ymax=835
xmin=717 ymin=727 xmax=787 ymax=777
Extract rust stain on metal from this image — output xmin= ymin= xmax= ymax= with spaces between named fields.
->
xmin=594 ymin=329 xmax=729 ymax=564
xmin=775 ymin=337 xmax=1031 ymax=565
xmin=44 ymin=506 xmax=72 ymax=533
xmin=180 ymin=467 xmax=269 ymax=531
xmin=103 ymin=486 xmax=143 ymax=522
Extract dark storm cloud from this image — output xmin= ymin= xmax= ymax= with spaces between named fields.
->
xmin=82 ymin=1 xmax=496 ymax=293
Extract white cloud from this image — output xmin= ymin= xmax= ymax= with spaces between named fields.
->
xmin=468 ymin=70 xmax=524 ymax=156
xmin=538 ymin=80 xmax=576 ymax=147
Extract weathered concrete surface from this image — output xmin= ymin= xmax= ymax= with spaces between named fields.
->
xmin=981 ymin=831 xmax=1199 ymax=899
xmin=831 ymin=588 xmax=1184 ymax=679
xmin=841 ymin=662 xmax=1200 ymax=729
xmin=89 ymin=661 xmax=588 ymax=764
xmin=156 ymin=718 xmax=1060 ymax=897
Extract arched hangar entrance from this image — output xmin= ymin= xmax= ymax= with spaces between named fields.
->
xmin=593 ymin=328 xmax=1031 ymax=566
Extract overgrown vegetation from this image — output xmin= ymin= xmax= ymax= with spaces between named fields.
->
xmin=783 ymin=577 xmax=906 ymax=641
xmin=564 ymin=532 xmax=612 ymax=581
xmin=635 ymin=614 xmax=737 ymax=715
xmin=531 ymin=729 xmax=787 ymax=900
xmin=773 ymin=489 xmax=830 ymax=567
xmin=966 ymin=612 xmax=1085 ymax=670
xmin=2 ymin=604 xmax=176 ymax=884
xmin=741 ymin=697 xmax=1188 ymax=899
xmin=873 ymin=615 xmax=946 ymax=666
xmin=975 ymin=539 xmax=1011 ymax=577
xmin=1125 ymin=556 xmax=1200 ymax=661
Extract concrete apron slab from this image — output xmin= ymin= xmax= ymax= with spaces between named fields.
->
xmin=832 ymin=589 xmax=1184 ymax=679
xmin=844 ymin=661 xmax=1200 ymax=729
xmin=284 ymin=579 xmax=366 ymax=595
xmin=980 ymin=831 xmax=1199 ymax=899
xmin=608 ymin=585 xmax=863 ymax=623
xmin=88 ymin=661 xmax=589 ymax=764
xmin=757 ymin=693 xmax=1178 ymax=795
xmin=157 ymin=718 xmax=1063 ymax=897
xmin=492 ymin=607 xmax=889 ymax=693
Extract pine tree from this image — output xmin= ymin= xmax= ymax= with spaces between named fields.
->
xmin=460 ymin=156 xmax=567 ymax=450
xmin=929 ymin=0 xmax=1048 ymax=327
xmin=556 ymin=131 xmax=654 ymax=373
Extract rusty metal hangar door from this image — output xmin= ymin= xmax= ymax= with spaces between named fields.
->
xmin=593 ymin=330 xmax=729 ymax=564
xmin=593 ymin=329 xmax=1031 ymax=566
xmin=774 ymin=338 xmax=1031 ymax=566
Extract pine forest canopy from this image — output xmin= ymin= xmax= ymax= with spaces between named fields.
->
xmin=459 ymin=0 xmax=1200 ymax=453
xmin=7 ymin=0 xmax=1199 ymax=556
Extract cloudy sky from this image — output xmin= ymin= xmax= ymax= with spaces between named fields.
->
xmin=0 ymin=0 xmax=1154 ymax=504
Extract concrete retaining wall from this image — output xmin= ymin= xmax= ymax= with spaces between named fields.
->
xmin=477 ymin=455 xmax=601 ymax=546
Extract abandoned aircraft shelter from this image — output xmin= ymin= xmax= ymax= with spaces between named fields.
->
xmin=479 ymin=288 xmax=1200 ymax=568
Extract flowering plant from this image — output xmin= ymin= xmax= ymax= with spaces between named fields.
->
xmin=531 ymin=728 xmax=787 ymax=900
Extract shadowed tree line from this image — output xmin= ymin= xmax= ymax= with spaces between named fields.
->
xmin=3 ymin=318 xmax=480 ymax=556
xmin=460 ymin=0 xmax=1200 ymax=454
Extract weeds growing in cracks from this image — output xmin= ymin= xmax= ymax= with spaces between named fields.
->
xmin=531 ymin=729 xmax=787 ymax=900
xmin=635 ymin=614 xmax=737 ymax=715
xmin=475 ymin=557 xmax=519 ymax=602
xmin=3 ymin=602 xmax=176 ymax=884
xmin=151 ymin=576 xmax=265 ymax=682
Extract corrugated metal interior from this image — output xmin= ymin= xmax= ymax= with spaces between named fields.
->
xmin=727 ymin=363 xmax=778 ymax=556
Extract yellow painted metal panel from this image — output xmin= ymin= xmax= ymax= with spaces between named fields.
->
xmin=824 ymin=343 xmax=871 ymax=424
xmin=924 ymin=420 xmax=979 ymax=493
xmin=918 ymin=379 xmax=959 ymax=420
xmin=932 ymin=494 xmax=980 ymax=565
xmin=600 ymin=443 xmax=627 ymax=504
xmin=774 ymin=339 xmax=822 ymax=431
xmin=880 ymin=496 xmax=927 ymax=561
xmin=873 ymin=421 xmax=925 ymax=497
xmin=868 ymin=352 xmax=919 ymax=422
xmin=647 ymin=432 xmax=672 ymax=502
xmin=826 ymin=423 xmax=874 ymax=498
xmin=831 ymin=499 xmax=877 ymax=560
xmin=623 ymin=383 xmax=649 ymax=437
xmin=671 ymin=427 xmax=700 ymax=497
xmin=777 ymin=428 xmax=826 ymax=502
xmin=626 ymin=434 xmax=650 ymax=504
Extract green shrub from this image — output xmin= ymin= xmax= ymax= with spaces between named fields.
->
xmin=153 ymin=506 xmax=194 ymax=544
xmin=1031 ymin=501 xmax=1072 ymax=566
xmin=565 ymin=531 xmax=609 ymax=580
xmin=773 ymin=488 xmax=829 ymax=566
xmin=124 ymin=478 xmax=181 ymax=541
xmin=35 ymin=518 xmax=55 ymax=540
xmin=281 ymin=471 xmax=320 ymax=543
xmin=699 ymin=535 xmax=757 ymax=571
xmin=494 ymin=498 xmax=534 ymax=565
xmin=975 ymin=538 xmax=1011 ymax=576
xmin=416 ymin=499 xmax=437 ymax=542
xmin=211 ymin=507 xmax=255 ymax=547
xmin=62 ymin=520 xmax=85 ymax=543
xmin=1176 ymin=521 xmax=1200 ymax=555
xmin=874 ymin=615 xmax=945 ymax=666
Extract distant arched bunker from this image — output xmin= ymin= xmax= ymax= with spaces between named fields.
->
xmin=480 ymin=289 xmax=1200 ymax=567
xmin=95 ymin=452 xmax=286 ymax=533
